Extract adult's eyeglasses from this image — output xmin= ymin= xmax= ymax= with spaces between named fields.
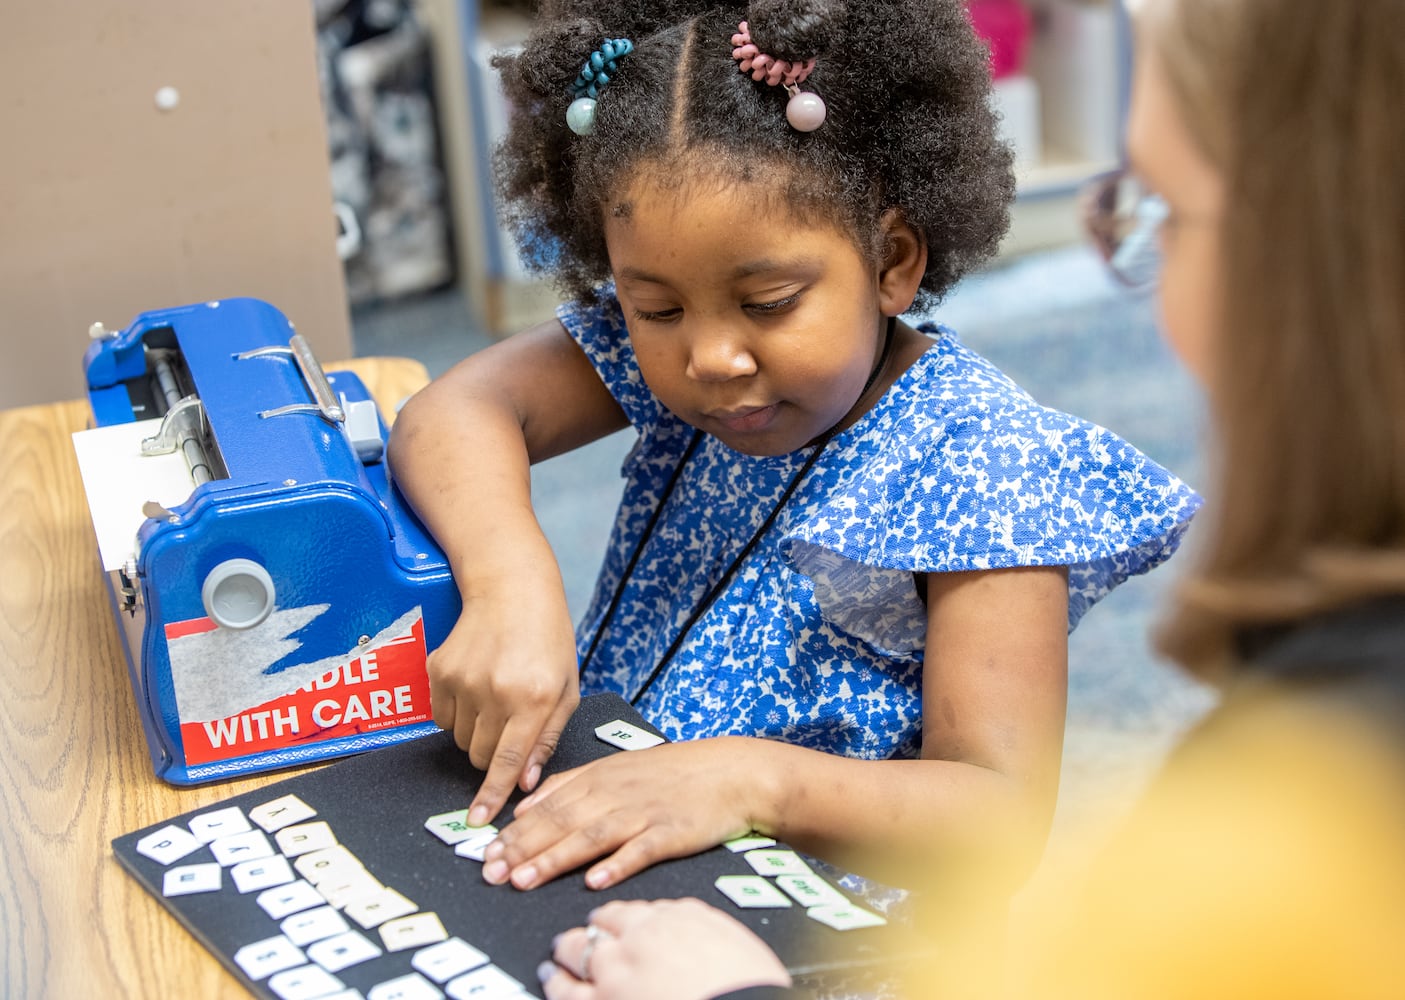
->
xmin=1081 ymin=168 xmax=1169 ymax=292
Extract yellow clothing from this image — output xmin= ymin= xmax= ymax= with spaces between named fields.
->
xmin=1022 ymin=686 xmax=1405 ymax=1000
xmin=909 ymin=666 xmax=1405 ymax=998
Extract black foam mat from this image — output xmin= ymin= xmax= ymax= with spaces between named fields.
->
xmin=113 ymin=693 xmax=924 ymax=997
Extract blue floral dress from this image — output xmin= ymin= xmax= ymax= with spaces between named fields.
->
xmin=560 ymin=295 xmax=1200 ymax=758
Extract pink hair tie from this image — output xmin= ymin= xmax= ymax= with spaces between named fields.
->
xmin=730 ymin=21 xmax=827 ymax=132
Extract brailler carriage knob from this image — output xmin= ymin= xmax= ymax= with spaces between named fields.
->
xmin=201 ymin=558 xmax=276 ymax=630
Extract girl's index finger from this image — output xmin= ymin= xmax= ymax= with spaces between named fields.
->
xmin=468 ymin=716 xmax=544 ymax=827
xmin=521 ymin=690 xmax=580 ymax=795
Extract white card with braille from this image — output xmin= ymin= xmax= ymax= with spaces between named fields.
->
xmin=137 ymin=824 xmax=203 ymax=866
xmin=806 ymin=903 xmax=889 ymax=931
xmin=594 ymin=719 xmax=665 ymax=750
xmin=250 ymin=794 xmax=318 ymax=834
xmin=776 ymin=874 xmax=849 ymax=908
xmin=714 ymin=875 xmax=793 ymax=908
xmin=743 ymin=849 xmax=813 ymax=877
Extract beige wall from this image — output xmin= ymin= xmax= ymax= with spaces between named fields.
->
xmin=1 ymin=0 xmax=351 ymax=409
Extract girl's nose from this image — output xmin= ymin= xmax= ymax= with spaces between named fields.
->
xmin=685 ymin=332 xmax=758 ymax=382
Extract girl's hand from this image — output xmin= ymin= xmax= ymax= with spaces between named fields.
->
xmin=541 ymin=898 xmax=792 ymax=1000
xmin=429 ymin=562 xmax=581 ymax=827
xmin=390 ymin=318 xmax=629 ymax=830
xmin=481 ymin=737 xmax=765 ymax=891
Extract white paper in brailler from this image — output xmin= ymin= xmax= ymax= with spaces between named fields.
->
xmin=71 ymin=420 xmax=196 ymax=571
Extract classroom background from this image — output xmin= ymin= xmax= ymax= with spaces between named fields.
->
xmin=341 ymin=0 xmax=1217 ymax=846
xmin=4 ymin=0 xmax=1214 ymax=855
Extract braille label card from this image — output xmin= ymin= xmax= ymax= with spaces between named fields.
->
xmin=257 ymin=879 xmax=327 ymax=920
xmin=411 ymin=937 xmax=490 ymax=983
xmin=294 ymin=844 xmax=366 ymax=886
xmin=714 ymin=875 xmax=793 ymax=908
xmin=276 ymin=821 xmax=339 ymax=858
xmin=234 ymin=934 xmax=306 ymax=980
xmin=723 ymin=833 xmax=778 ymax=853
xmin=367 ymin=971 xmax=443 ymax=1000
xmin=319 ymin=869 xmax=385 ymax=910
xmin=379 ymin=912 xmax=449 ymax=953
xmin=267 ymin=964 xmax=346 ymax=1000
xmin=280 ymin=905 xmax=350 ymax=947
xmin=453 ymin=831 xmax=497 ymax=862
xmin=345 ymin=887 xmax=419 ymax=930
xmin=307 ymin=929 xmax=383 ymax=973
xmin=163 ymin=862 xmax=223 ymax=897
xmin=210 ymin=829 xmax=276 ymax=867
xmin=776 ymin=874 xmax=849 ymax=908
xmin=444 ymin=963 xmax=523 ymax=1000
xmin=424 ymin=810 xmax=497 ymax=847
xmin=136 ymin=824 xmax=203 ymax=866
xmin=250 ymin=794 xmax=319 ymax=834
xmin=189 ymin=805 xmax=253 ymax=844
xmin=593 ymin=720 xmax=665 ymax=751
xmin=232 ymin=855 xmax=297 ymax=895
xmin=806 ymin=903 xmax=888 ymax=931
xmin=742 ymin=849 xmax=813 ymax=877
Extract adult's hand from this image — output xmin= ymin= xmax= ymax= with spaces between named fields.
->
xmin=541 ymin=898 xmax=792 ymax=1000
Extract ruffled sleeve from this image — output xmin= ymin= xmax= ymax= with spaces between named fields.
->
xmin=781 ymin=332 xmax=1201 ymax=656
xmin=557 ymin=293 xmax=664 ymax=431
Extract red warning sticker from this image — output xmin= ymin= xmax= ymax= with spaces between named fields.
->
xmin=174 ymin=616 xmax=431 ymax=766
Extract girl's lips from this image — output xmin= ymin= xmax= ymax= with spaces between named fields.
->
xmin=711 ymin=403 xmax=779 ymax=434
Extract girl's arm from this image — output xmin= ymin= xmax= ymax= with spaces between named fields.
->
xmin=481 ymin=564 xmax=1069 ymax=892
xmin=388 ymin=319 xmax=629 ymax=825
xmin=748 ymin=563 xmax=1069 ymax=885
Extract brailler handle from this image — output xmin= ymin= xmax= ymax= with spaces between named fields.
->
xmin=238 ymin=335 xmax=347 ymax=425
xmin=289 ymin=333 xmax=345 ymax=424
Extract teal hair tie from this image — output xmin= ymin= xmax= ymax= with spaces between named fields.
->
xmin=567 ymin=37 xmax=634 ymax=136
xmin=571 ymin=38 xmax=634 ymax=99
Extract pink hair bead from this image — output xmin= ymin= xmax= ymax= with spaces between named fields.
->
xmin=731 ymin=20 xmax=827 ymax=132
xmin=785 ymin=89 xmax=827 ymax=132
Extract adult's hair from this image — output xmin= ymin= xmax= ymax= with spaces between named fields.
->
xmin=1143 ymin=0 xmax=1405 ymax=674
xmin=493 ymin=0 xmax=1013 ymax=311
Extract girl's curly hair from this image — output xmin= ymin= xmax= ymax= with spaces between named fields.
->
xmin=494 ymin=0 xmax=1014 ymax=311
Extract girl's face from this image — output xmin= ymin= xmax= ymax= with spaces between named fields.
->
xmin=1125 ymin=44 xmax=1226 ymax=388
xmin=604 ymin=174 xmax=896 ymax=456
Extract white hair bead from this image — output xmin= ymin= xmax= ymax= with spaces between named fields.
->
xmin=567 ymin=97 xmax=598 ymax=136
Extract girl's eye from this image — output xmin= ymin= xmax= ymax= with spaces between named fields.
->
xmin=632 ymin=307 xmax=682 ymax=323
xmin=745 ymin=292 xmax=801 ymax=315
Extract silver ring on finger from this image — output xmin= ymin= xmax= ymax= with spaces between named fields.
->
xmin=580 ymin=923 xmax=602 ymax=981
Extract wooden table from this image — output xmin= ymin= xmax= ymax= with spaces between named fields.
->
xmin=0 ymin=357 xmax=431 ymax=998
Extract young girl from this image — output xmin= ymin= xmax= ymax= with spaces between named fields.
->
xmin=539 ymin=0 xmax=1405 ymax=997
xmin=389 ymin=0 xmax=1198 ymax=895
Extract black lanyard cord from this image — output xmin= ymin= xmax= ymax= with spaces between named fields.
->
xmin=626 ymin=430 xmax=834 ymax=705
xmin=577 ymin=427 xmax=703 ymax=678
xmin=579 ymin=316 xmax=898 ymax=706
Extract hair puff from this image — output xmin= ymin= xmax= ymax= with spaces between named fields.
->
xmin=745 ymin=0 xmax=847 ymax=61
xmin=493 ymin=0 xmax=1014 ymax=310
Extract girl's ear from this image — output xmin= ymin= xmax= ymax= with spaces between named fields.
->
xmin=877 ymin=209 xmax=928 ymax=317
